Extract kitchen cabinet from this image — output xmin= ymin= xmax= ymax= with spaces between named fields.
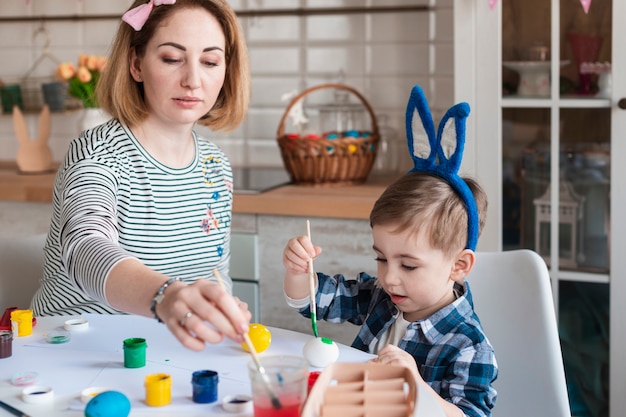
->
xmin=454 ymin=0 xmax=625 ymax=415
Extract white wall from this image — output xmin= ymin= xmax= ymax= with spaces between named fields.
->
xmin=0 ymin=0 xmax=454 ymax=168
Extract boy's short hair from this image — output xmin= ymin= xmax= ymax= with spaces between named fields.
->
xmin=370 ymin=172 xmax=488 ymax=256
xmin=96 ymin=0 xmax=250 ymax=132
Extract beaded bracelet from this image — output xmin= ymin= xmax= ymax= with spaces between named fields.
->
xmin=150 ymin=277 xmax=181 ymax=323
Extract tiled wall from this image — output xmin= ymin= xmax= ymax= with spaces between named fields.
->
xmin=0 ymin=0 xmax=453 ymax=169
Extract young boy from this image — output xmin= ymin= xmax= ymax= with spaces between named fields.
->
xmin=282 ymin=85 xmax=497 ymax=417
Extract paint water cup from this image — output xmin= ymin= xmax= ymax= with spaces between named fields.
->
xmin=123 ymin=337 xmax=147 ymax=368
xmin=145 ymin=373 xmax=171 ymax=406
xmin=191 ymin=370 xmax=219 ymax=403
xmin=247 ymin=355 xmax=309 ymax=417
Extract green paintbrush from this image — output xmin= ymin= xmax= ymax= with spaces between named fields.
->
xmin=307 ymin=220 xmax=319 ymax=338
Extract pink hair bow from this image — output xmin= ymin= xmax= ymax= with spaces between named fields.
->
xmin=122 ymin=0 xmax=176 ymax=31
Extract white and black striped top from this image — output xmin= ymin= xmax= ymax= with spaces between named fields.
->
xmin=31 ymin=119 xmax=233 ymax=316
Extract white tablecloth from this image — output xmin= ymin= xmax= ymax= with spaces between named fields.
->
xmin=0 ymin=314 xmax=374 ymax=416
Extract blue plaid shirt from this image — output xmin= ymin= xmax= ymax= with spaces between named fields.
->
xmin=298 ymin=272 xmax=498 ymax=417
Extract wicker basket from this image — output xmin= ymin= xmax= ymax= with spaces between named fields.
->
xmin=277 ymin=83 xmax=379 ymax=185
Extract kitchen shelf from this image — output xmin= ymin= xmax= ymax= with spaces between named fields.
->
xmin=501 ymin=96 xmax=612 ymax=108
xmin=0 ymin=5 xmax=431 ymax=23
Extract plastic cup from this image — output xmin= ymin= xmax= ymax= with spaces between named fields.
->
xmin=0 ymin=330 xmax=13 ymax=358
xmin=247 ymin=355 xmax=308 ymax=417
xmin=123 ymin=337 xmax=147 ymax=368
xmin=145 ymin=373 xmax=171 ymax=406
xmin=191 ymin=370 xmax=218 ymax=403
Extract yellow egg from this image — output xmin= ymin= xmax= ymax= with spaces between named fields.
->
xmin=242 ymin=323 xmax=271 ymax=353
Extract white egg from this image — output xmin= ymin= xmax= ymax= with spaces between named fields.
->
xmin=303 ymin=337 xmax=339 ymax=368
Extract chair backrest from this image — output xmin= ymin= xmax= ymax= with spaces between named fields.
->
xmin=466 ymin=249 xmax=571 ymax=417
xmin=0 ymin=234 xmax=47 ymax=311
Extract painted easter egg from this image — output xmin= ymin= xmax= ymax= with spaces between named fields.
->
xmin=303 ymin=337 xmax=339 ymax=368
xmin=84 ymin=390 xmax=131 ymax=417
xmin=242 ymin=323 xmax=271 ymax=353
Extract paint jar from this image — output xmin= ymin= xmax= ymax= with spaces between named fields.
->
xmin=308 ymin=371 xmax=321 ymax=394
xmin=145 ymin=373 xmax=171 ymax=406
xmin=191 ymin=370 xmax=219 ymax=403
xmin=10 ymin=309 xmax=33 ymax=337
xmin=123 ymin=338 xmax=147 ymax=368
xmin=0 ymin=330 xmax=13 ymax=359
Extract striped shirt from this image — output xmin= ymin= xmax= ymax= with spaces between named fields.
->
xmin=295 ymin=273 xmax=498 ymax=417
xmin=31 ymin=119 xmax=233 ymax=316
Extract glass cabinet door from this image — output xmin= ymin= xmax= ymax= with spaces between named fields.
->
xmin=454 ymin=0 xmax=626 ymax=416
xmin=501 ymin=2 xmax=610 ymax=415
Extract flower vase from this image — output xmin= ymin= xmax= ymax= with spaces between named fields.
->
xmin=567 ymin=33 xmax=603 ymax=95
xmin=78 ymin=108 xmax=110 ymax=134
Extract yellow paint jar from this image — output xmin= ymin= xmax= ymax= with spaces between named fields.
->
xmin=10 ymin=309 xmax=33 ymax=337
xmin=144 ymin=373 xmax=171 ymax=407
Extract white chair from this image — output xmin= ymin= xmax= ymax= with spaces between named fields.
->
xmin=0 ymin=234 xmax=47 ymax=312
xmin=466 ymin=249 xmax=571 ymax=417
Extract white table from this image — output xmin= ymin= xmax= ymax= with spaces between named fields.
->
xmin=1 ymin=314 xmax=448 ymax=417
xmin=0 ymin=314 xmax=374 ymax=417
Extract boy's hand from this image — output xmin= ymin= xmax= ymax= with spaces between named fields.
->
xmin=371 ymin=345 xmax=465 ymax=417
xmin=282 ymin=236 xmax=322 ymax=274
xmin=369 ymin=344 xmax=423 ymax=383
xmin=282 ymin=236 xmax=322 ymax=300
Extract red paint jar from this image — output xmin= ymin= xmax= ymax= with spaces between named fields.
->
xmin=307 ymin=371 xmax=321 ymax=394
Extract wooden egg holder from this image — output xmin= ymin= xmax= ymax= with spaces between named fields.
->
xmin=301 ymin=362 xmax=417 ymax=417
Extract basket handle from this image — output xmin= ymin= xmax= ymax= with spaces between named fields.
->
xmin=277 ymin=83 xmax=379 ymax=138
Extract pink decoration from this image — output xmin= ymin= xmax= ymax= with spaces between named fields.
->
xmin=122 ymin=0 xmax=176 ymax=31
xmin=580 ymin=0 xmax=592 ymax=14
xmin=489 ymin=0 xmax=498 ymax=10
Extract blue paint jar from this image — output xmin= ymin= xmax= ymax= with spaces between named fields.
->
xmin=191 ymin=370 xmax=218 ymax=403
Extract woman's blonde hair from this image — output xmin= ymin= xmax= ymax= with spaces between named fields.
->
xmin=96 ymin=0 xmax=250 ymax=132
xmin=370 ymin=172 xmax=488 ymax=257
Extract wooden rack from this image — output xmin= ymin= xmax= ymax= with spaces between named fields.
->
xmin=0 ymin=5 xmax=430 ymax=23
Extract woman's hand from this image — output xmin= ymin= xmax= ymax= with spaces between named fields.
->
xmin=156 ymin=279 xmax=252 ymax=351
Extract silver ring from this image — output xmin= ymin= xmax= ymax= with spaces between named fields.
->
xmin=180 ymin=311 xmax=193 ymax=327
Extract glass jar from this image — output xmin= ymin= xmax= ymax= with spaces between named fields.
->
xmin=318 ymin=89 xmax=366 ymax=137
xmin=373 ymin=114 xmax=405 ymax=175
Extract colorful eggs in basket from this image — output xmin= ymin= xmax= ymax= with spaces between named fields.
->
xmin=303 ymin=337 xmax=339 ymax=368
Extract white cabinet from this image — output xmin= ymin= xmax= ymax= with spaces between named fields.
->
xmin=230 ymin=232 xmax=260 ymax=322
xmin=454 ymin=0 xmax=625 ymax=415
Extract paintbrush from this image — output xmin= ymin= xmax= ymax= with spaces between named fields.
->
xmin=0 ymin=400 xmax=31 ymax=417
xmin=306 ymin=220 xmax=319 ymax=338
xmin=212 ymin=269 xmax=282 ymax=409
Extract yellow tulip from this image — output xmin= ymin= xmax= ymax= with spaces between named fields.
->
xmin=76 ymin=66 xmax=92 ymax=83
xmin=94 ymin=56 xmax=107 ymax=72
xmin=56 ymin=62 xmax=76 ymax=81
xmin=78 ymin=53 xmax=89 ymax=67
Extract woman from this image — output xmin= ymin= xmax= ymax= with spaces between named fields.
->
xmin=31 ymin=0 xmax=251 ymax=351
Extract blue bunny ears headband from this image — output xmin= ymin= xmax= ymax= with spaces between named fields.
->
xmin=405 ymin=85 xmax=479 ymax=251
